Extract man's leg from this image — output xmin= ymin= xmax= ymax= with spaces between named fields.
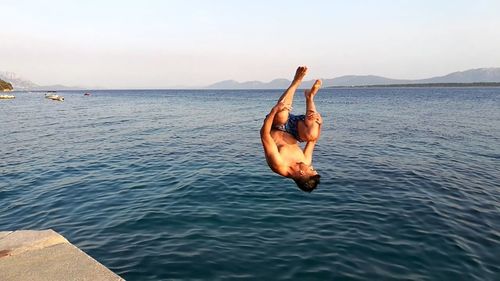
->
xmin=304 ymin=79 xmax=322 ymax=127
xmin=272 ymin=66 xmax=308 ymax=126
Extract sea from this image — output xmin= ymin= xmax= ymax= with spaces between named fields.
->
xmin=0 ymin=88 xmax=499 ymax=280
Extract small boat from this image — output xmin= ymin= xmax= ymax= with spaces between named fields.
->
xmin=0 ymin=94 xmax=15 ymax=99
xmin=45 ymin=93 xmax=64 ymax=101
xmin=84 ymin=92 xmax=91 ymax=96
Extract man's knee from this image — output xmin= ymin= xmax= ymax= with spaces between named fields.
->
xmin=273 ymin=112 xmax=289 ymax=126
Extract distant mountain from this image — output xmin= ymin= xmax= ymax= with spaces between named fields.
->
xmin=324 ymin=75 xmax=410 ymax=86
xmin=0 ymin=71 xmax=84 ymax=91
xmin=206 ymin=67 xmax=500 ymax=89
xmin=416 ymin=68 xmax=500 ymax=83
xmin=32 ymin=84 xmax=84 ymax=91
xmin=0 ymin=71 xmax=38 ymax=90
xmin=208 ymin=78 xmax=292 ymax=89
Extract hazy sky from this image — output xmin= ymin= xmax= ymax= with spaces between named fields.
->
xmin=1 ymin=0 xmax=500 ymax=88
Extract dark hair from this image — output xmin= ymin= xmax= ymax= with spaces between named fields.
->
xmin=293 ymin=174 xmax=321 ymax=192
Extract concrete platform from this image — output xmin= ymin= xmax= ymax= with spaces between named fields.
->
xmin=0 ymin=229 xmax=124 ymax=281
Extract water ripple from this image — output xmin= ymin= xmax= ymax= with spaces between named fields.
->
xmin=1 ymin=89 xmax=499 ymax=280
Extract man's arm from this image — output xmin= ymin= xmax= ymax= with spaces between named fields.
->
xmin=303 ymin=140 xmax=316 ymax=166
xmin=260 ymin=103 xmax=287 ymax=175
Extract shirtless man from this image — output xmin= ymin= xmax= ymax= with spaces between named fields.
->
xmin=260 ymin=66 xmax=323 ymax=192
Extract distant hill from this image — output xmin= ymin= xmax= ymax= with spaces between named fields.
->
xmin=321 ymin=76 xmax=410 ymax=87
xmin=0 ymin=71 xmax=38 ymax=90
xmin=341 ymin=82 xmax=500 ymax=88
xmin=206 ymin=67 xmax=500 ymax=89
xmin=208 ymin=78 xmax=292 ymax=89
xmin=0 ymin=71 xmax=84 ymax=91
xmin=32 ymin=84 xmax=84 ymax=91
xmin=0 ymin=79 xmax=14 ymax=91
xmin=416 ymin=68 xmax=500 ymax=83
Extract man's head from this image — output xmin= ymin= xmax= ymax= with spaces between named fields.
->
xmin=293 ymin=174 xmax=321 ymax=192
xmin=291 ymin=162 xmax=320 ymax=192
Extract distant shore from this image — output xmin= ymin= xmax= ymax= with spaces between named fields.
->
xmin=327 ymin=82 xmax=500 ymax=88
xmin=7 ymin=82 xmax=500 ymax=92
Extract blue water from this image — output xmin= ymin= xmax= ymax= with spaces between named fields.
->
xmin=1 ymin=88 xmax=499 ymax=280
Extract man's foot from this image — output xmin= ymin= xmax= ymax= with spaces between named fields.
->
xmin=305 ymin=79 xmax=322 ymax=99
xmin=293 ymin=66 xmax=308 ymax=83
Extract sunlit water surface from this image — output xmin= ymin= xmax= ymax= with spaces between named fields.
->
xmin=1 ymin=88 xmax=499 ymax=280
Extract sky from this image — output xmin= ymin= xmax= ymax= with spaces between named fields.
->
xmin=1 ymin=0 xmax=500 ymax=88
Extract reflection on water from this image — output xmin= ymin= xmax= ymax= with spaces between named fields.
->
xmin=1 ymin=88 xmax=499 ymax=280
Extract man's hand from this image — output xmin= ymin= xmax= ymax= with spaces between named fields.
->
xmin=307 ymin=111 xmax=323 ymax=125
xmin=273 ymin=101 xmax=291 ymax=113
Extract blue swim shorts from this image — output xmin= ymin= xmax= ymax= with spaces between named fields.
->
xmin=273 ymin=114 xmax=306 ymax=142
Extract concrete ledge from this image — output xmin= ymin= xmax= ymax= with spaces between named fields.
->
xmin=0 ymin=229 xmax=68 ymax=257
xmin=0 ymin=231 xmax=12 ymax=239
xmin=0 ymin=229 xmax=124 ymax=281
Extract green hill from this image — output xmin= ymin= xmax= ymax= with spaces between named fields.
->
xmin=0 ymin=79 xmax=13 ymax=91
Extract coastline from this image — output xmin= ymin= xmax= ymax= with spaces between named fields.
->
xmin=327 ymin=82 xmax=500 ymax=88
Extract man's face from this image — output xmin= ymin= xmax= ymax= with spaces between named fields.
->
xmin=296 ymin=162 xmax=318 ymax=177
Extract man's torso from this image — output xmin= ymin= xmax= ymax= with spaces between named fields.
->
xmin=271 ymin=129 xmax=306 ymax=165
